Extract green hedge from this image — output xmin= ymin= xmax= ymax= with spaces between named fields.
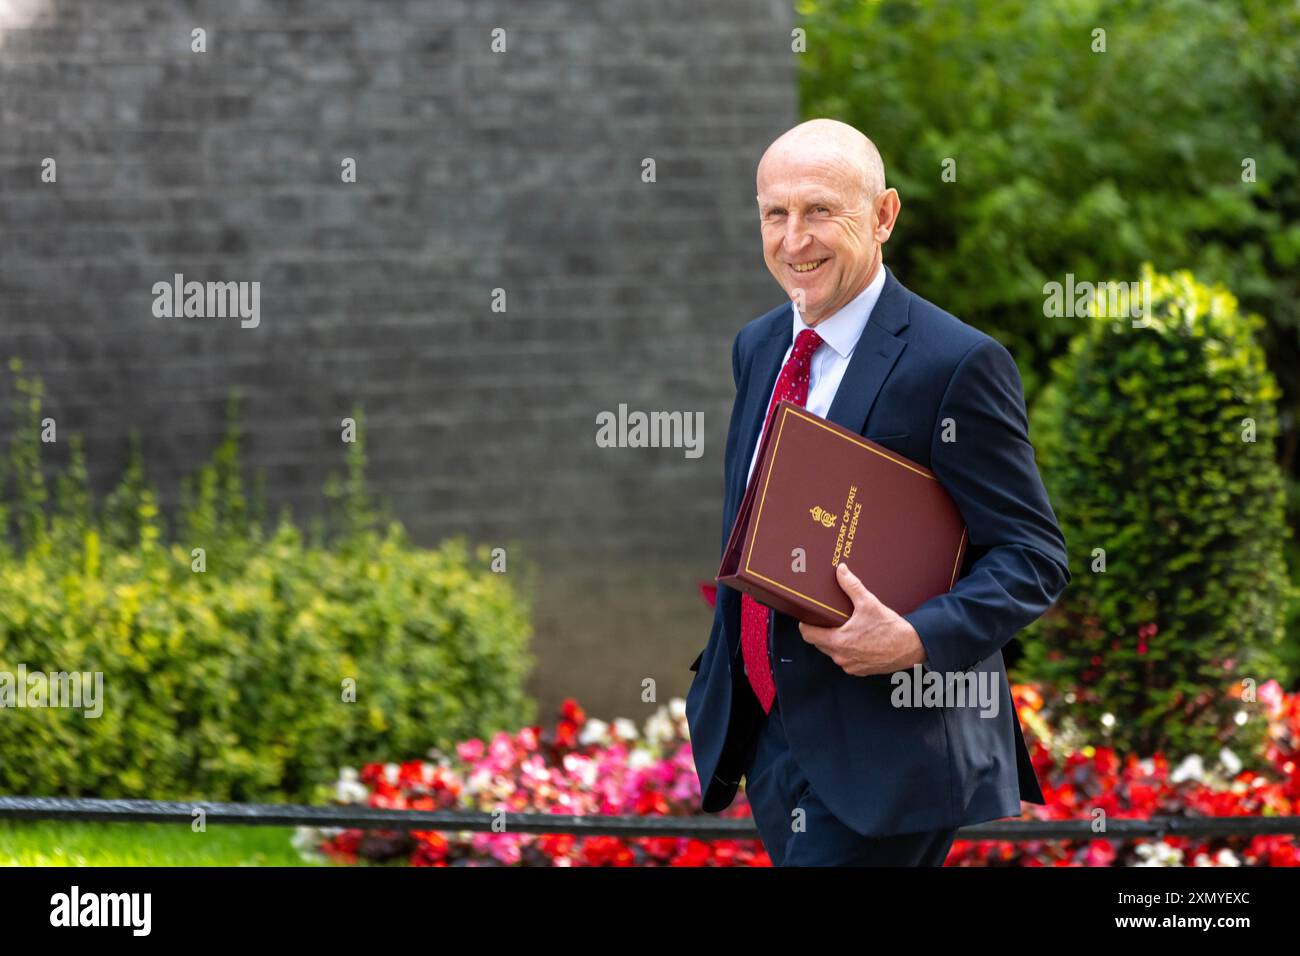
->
xmin=1020 ymin=268 xmax=1290 ymax=758
xmin=801 ymin=0 xmax=1300 ymax=421
xmin=0 ymin=365 xmax=535 ymax=801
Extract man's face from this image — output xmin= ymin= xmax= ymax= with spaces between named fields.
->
xmin=757 ymin=152 xmax=884 ymax=325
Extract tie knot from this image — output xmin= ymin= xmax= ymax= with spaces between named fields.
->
xmin=792 ymin=328 xmax=823 ymax=363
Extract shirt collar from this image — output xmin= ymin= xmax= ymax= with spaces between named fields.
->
xmin=790 ymin=263 xmax=887 ymax=358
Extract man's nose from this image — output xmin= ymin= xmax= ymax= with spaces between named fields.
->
xmin=782 ymin=215 xmax=813 ymax=252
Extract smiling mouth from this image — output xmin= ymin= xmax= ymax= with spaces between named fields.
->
xmin=790 ymin=258 xmax=829 ymax=274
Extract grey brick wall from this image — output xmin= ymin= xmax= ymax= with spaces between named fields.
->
xmin=0 ymin=0 xmax=796 ymax=720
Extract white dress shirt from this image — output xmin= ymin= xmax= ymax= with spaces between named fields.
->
xmin=745 ymin=264 xmax=887 ymax=486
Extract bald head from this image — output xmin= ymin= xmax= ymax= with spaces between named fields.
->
xmin=755 ymin=118 xmax=900 ymax=326
xmin=757 ymin=118 xmax=886 ymax=205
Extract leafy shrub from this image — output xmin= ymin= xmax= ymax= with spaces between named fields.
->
xmin=1020 ymin=268 xmax=1290 ymax=758
xmin=0 ymin=362 xmax=535 ymax=801
xmin=801 ymin=0 xmax=1300 ymax=418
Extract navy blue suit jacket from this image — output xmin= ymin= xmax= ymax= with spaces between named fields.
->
xmin=685 ymin=265 xmax=1070 ymax=837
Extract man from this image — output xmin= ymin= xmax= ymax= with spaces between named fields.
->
xmin=685 ymin=119 xmax=1070 ymax=866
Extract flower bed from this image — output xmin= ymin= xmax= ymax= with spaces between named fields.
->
xmin=298 ymin=683 xmax=1300 ymax=867
xmin=948 ymin=682 xmax=1300 ymax=866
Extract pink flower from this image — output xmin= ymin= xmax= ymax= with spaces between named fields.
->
xmin=456 ymin=738 xmax=485 ymax=763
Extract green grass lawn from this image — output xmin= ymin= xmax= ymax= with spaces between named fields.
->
xmin=0 ymin=820 xmax=323 ymax=866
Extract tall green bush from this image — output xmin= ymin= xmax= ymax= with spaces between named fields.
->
xmin=801 ymin=0 xmax=1300 ymax=461
xmin=1020 ymin=268 xmax=1290 ymax=758
xmin=0 ymin=363 xmax=535 ymax=800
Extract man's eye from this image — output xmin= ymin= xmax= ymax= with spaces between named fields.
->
xmin=812 ymin=206 xmax=829 ymax=214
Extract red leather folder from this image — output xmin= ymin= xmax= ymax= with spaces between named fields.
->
xmin=717 ymin=401 xmax=968 ymax=627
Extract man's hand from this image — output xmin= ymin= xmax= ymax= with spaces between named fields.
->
xmin=798 ymin=563 xmax=928 ymax=676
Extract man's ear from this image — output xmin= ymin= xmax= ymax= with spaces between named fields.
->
xmin=874 ymin=188 xmax=901 ymax=243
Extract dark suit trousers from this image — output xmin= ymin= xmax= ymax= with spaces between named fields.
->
xmin=741 ymin=693 xmax=958 ymax=866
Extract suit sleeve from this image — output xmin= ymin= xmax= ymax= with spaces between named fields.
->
xmin=902 ymin=338 xmax=1071 ymax=674
xmin=732 ymin=328 xmax=742 ymax=389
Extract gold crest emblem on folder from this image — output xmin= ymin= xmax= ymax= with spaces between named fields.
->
xmin=809 ymin=505 xmax=837 ymax=528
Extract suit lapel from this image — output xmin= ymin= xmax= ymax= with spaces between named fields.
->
xmin=728 ymin=322 xmax=791 ymax=509
xmin=825 ymin=265 xmax=910 ymax=434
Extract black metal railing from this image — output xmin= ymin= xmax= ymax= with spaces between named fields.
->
xmin=1 ymin=796 xmax=1297 ymax=842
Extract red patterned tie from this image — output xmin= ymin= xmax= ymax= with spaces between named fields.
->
xmin=740 ymin=327 xmax=824 ymax=713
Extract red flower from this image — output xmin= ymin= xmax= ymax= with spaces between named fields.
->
xmin=559 ymin=698 xmax=586 ymax=726
xmin=1083 ymin=839 xmax=1116 ymax=866
xmin=410 ymin=830 xmax=449 ymax=866
xmin=635 ymin=790 xmax=671 ymax=816
xmin=638 ymin=836 xmax=680 ymax=862
xmin=581 ymin=836 xmax=635 ymax=867
xmin=1093 ymin=747 xmax=1119 ymax=779
xmin=537 ymin=833 xmax=576 ymax=860
xmin=671 ymin=839 xmax=717 ymax=867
